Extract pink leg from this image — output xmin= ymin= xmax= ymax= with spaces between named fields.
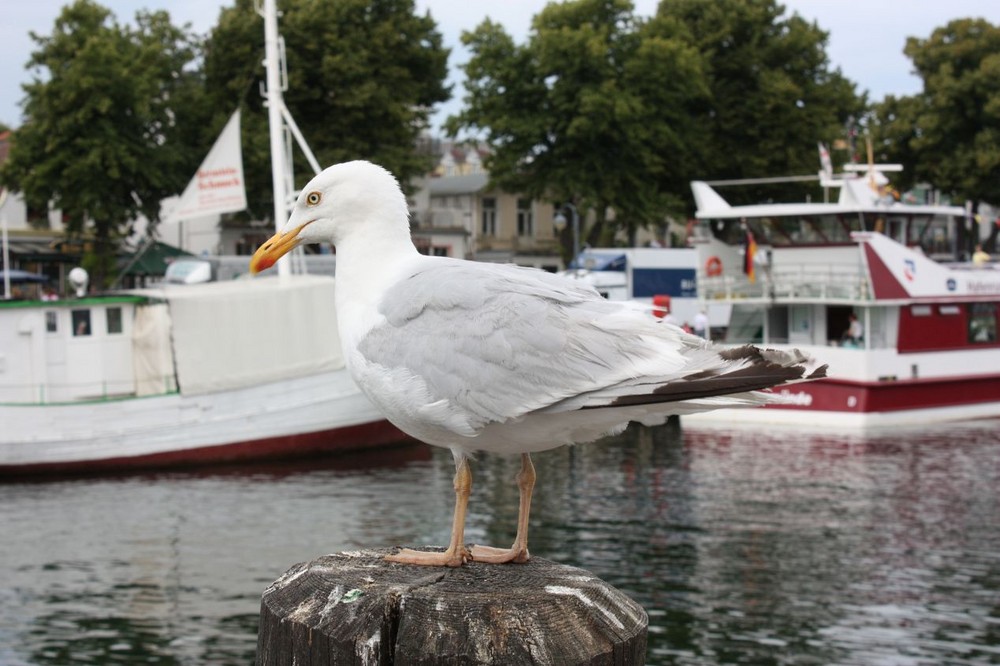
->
xmin=386 ymin=454 xmax=472 ymax=567
xmin=472 ymin=453 xmax=535 ymax=564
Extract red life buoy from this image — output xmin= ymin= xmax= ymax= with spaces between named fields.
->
xmin=652 ymin=294 xmax=671 ymax=318
xmin=705 ymin=256 xmax=723 ymax=277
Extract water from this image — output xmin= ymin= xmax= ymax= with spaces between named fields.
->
xmin=2 ymin=420 xmax=999 ymax=665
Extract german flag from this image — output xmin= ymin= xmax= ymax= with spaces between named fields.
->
xmin=744 ymin=229 xmax=757 ymax=283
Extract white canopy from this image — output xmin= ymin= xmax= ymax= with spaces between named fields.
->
xmin=133 ymin=275 xmax=343 ymax=396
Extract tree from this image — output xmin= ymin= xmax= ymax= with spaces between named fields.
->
xmin=867 ymin=94 xmax=922 ymax=194
xmin=446 ymin=0 xmax=863 ymax=253
xmin=656 ymin=0 xmax=865 ymax=205
xmin=0 ymin=0 xmax=203 ymax=286
xmin=873 ymin=19 xmax=1000 ymax=210
xmin=447 ymin=0 xmax=707 ymax=251
xmin=202 ymin=0 xmax=450 ymax=222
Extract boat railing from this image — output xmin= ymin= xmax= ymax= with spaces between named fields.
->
xmin=0 ymin=375 xmax=178 ymax=406
xmin=700 ymin=262 xmax=870 ymax=303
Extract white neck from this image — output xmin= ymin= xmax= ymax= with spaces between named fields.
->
xmin=333 ymin=226 xmax=419 ymax=355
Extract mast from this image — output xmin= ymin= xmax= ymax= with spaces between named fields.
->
xmin=262 ymin=0 xmax=291 ymax=276
xmin=259 ymin=0 xmax=323 ymax=276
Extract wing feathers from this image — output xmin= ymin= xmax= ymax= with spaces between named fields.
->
xmin=357 ymin=260 xmax=827 ymax=437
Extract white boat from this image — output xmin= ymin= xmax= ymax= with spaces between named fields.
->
xmin=560 ymin=246 xmax=726 ymax=330
xmin=0 ymin=1 xmax=407 ymax=476
xmin=0 ymin=277 xmax=404 ymax=475
xmin=685 ymin=165 xmax=1000 ymax=428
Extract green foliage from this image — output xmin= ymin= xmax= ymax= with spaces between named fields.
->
xmin=872 ymin=18 xmax=1000 ymax=207
xmin=448 ymin=0 xmax=706 ymax=250
xmin=2 ymin=0 xmax=449 ymax=279
xmin=1 ymin=0 xmax=203 ymax=286
xmin=658 ymin=0 xmax=864 ymax=205
xmin=867 ymin=94 xmax=922 ymax=193
xmin=447 ymin=0 xmax=864 ymax=249
xmin=203 ymin=0 xmax=450 ymax=219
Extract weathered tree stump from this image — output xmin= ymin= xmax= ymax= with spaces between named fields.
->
xmin=256 ymin=549 xmax=647 ymax=665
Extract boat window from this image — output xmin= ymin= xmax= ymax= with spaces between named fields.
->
xmin=823 ymin=215 xmax=854 ymax=243
xmin=826 ymin=305 xmax=857 ymax=344
xmin=107 ymin=307 xmax=123 ymax=334
xmin=968 ymin=303 xmax=997 ymax=344
xmin=724 ymin=305 xmax=766 ymax=344
xmin=914 ymin=214 xmax=956 ymax=258
xmin=71 ymin=309 xmax=91 ymax=337
xmin=939 ymin=305 xmax=961 ymax=316
xmin=770 ymin=218 xmax=802 ymax=243
xmin=866 ymin=308 xmax=890 ymax=349
xmin=45 ymin=311 xmax=58 ymax=333
xmin=766 ymin=306 xmax=789 ymax=343
xmin=910 ymin=305 xmax=932 ymax=316
xmin=707 ymin=218 xmax=758 ymax=245
xmin=709 ymin=215 xmax=854 ymax=247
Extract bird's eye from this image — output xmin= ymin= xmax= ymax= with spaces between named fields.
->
xmin=306 ymin=191 xmax=321 ymax=206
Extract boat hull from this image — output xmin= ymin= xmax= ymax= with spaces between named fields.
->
xmin=686 ymin=372 xmax=1000 ymax=429
xmin=0 ymin=370 xmax=409 ymax=477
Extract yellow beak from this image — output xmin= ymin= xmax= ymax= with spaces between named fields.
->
xmin=249 ymin=221 xmax=312 ymax=274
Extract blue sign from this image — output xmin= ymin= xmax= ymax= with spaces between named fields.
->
xmin=632 ymin=268 xmax=698 ymax=298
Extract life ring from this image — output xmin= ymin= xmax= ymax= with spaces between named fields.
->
xmin=705 ymin=256 xmax=723 ymax=277
xmin=652 ymin=294 xmax=671 ymax=318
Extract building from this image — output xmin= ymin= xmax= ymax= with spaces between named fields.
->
xmin=3 ymin=128 xmax=660 ymax=281
xmin=410 ymin=144 xmax=564 ymax=271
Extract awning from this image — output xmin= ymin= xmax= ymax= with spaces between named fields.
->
xmin=119 ymin=241 xmax=194 ymax=276
xmin=3 ymin=238 xmax=77 ymax=262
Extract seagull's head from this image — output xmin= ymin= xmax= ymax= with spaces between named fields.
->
xmin=249 ymin=160 xmax=408 ymax=274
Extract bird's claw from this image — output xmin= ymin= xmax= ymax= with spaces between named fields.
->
xmin=385 ymin=546 xmax=471 ymax=567
xmin=470 ymin=544 xmax=531 ymax=564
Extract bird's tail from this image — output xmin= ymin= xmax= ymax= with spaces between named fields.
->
xmin=597 ymin=345 xmax=825 ymax=409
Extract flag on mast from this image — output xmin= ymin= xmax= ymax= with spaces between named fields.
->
xmin=818 ymin=142 xmax=832 ymax=178
xmin=166 ymin=110 xmax=247 ymax=223
xmin=744 ymin=228 xmax=758 ymax=283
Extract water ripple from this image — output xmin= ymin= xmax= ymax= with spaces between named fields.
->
xmin=1 ymin=423 xmax=999 ymax=664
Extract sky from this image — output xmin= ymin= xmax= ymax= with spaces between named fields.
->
xmin=2 ymin=0 xmax=1000 ymax=132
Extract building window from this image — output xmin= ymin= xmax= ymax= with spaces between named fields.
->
xmin=107 ymin=307 xmax=123 ymax=334
xmin=517 ymin=199 xmax=534 ymax=236
xmin=71 ymin=309 xmax=91 ymax=337
xmin=968 ymin=303 xmax=997 ymax=343
xmin=432 ymin=246 xmax=450 ymax=257
xmin=481 ymin=198 xmax=497 ymax=236
xmin=45 ymin=311 xmax=58 ymax=333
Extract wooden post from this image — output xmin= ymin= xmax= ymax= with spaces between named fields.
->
xmin=256 ymin=549 xmax=647 ymax=665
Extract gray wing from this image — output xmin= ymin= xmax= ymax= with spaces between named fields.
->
xmin=355 ymin=259 xmax=710 ymax=435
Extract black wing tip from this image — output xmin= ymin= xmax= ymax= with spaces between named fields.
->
xmin=589 ymin=344 xmax=828 ymax=410
xmin=808 ymin=364 xmax=829 ymax=380
xmin=718 ymin=345 xmax=828 ymax=380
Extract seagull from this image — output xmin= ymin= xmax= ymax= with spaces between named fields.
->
xmin=249 ymin=161 xmax=826 ymax=568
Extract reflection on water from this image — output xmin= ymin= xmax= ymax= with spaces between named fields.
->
xmin=2 ymin=422 xmax=999 ymax=665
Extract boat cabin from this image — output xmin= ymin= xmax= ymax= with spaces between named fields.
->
xmin=0 ymin=296 xmax=164 ymax=404
xmin=705 ymin=208 xmax=959 ymax=260
xmin=691 ymin=180 xmax=1000 ymax=362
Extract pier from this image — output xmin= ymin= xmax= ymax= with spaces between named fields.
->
xmin=256 ymin=549 xmax=648 ymax=665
